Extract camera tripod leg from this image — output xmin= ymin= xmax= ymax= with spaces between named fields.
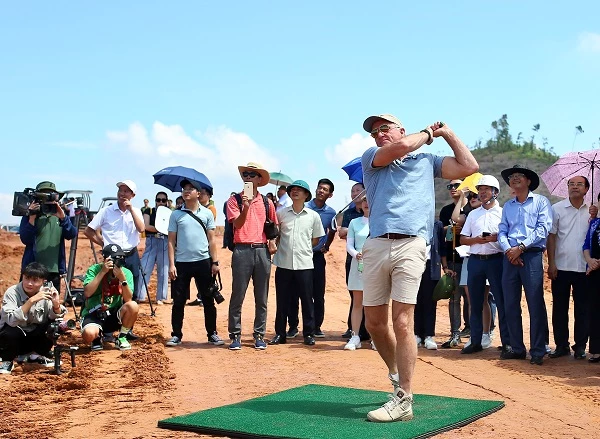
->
xmin=53 ymin=346 xmax=63 ymax=375
xmin=61 ymin=274 xmax=80 ymax=322
xmin=138 ymin=263 xmax=155 ymax=317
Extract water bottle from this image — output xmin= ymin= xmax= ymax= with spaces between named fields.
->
xmin=357 ymin=260 xmax=364 ymax=273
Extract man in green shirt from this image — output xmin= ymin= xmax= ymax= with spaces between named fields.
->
xmin=81 ymin=245 xmax=139 ymax=351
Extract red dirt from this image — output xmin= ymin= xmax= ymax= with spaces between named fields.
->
xmin=0 ymin=230 xmax=598 ymax=438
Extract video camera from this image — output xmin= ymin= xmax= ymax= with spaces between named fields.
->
xmin=12 ymin=188 xmax=60 ymax=216
xmin=46 ymin=318 xmax=76 ymax=342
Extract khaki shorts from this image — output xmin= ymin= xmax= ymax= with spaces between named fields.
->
xmin=362 ymin=237 xmax=426 ymax=306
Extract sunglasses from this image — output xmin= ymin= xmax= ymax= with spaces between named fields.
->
xmin=468 ymin=194 xmax=479 ymax=201
xmin=242 ymin=171 xmax=259 ymax=178
xmin=155 ymin=198 xmax=168 ymax=203
xmin=370 ymin=124 xmax=399 ymax=138
xmin=446 ymin=183 xmax=460 ymax=190
xmin=508 ymin=173 xmax=526 ymax=181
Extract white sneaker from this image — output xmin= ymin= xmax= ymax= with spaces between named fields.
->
xmin=367 ymin=389 xmax=414 ymax=422
xmin=481 ymin=333 xmax=492 ymax=349
xmin=371 ymin=340 xmax=377 ymax=351
xmin=166 ymin=336 xmax=182 ymax=347
xmin=463 ymin=338 xmax=471 ymax=348
xmin=343 ymin=334 xmax=362 ymax=351
xmin=424 ymin=336 xmax=437 ymax=350
xmin=415 ymin=335 xmax=423 ymax=347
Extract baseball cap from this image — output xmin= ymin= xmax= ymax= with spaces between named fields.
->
xmin=363 ymin=114 xmax=404 ymax=132
xmin=116 ymin=180 xmax=137 ymax=194
xmin=102 ymin=244 xmax=126 ymax=259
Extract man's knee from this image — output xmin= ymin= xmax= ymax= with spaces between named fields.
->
xmin=365 ymin=306 xmax=388 ymax=334
xmin=82 ymin=327 xmax=99 ymax=343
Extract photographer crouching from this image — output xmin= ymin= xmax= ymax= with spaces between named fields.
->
xmin=0 ymin=262 xmax=67 ymax=375
xmin=18 ymin=181 xmax=77 ymax=291
xmin=81 ymin=245 xmax=139 ymax=351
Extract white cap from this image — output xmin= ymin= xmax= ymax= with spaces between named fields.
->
xmin=116 ymin=180 xmax=137 ymax=194
xmin=475 ymin=175 xmax=500 ymax=192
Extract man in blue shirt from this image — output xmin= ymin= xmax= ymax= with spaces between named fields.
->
xmin=361 ymin=114 xmax=478 ymax=423
xmin=288 ymin=179 xmax=336 ymax=338
xmin=498 ymin=165 xmax=553 ymax=365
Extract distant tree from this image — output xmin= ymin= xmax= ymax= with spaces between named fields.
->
xmin=573 ymin=125 xmax=584 ymax=150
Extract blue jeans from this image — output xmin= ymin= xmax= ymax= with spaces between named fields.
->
xmin=138 ymin=235 xmax=169 ymax=301
xmin=502 ymin=252 xmax=549 ymax=358
xmin=467 ymin=255 xmax=508 ymax=346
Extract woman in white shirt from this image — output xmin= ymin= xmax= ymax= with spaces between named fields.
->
xmin=344 ymin=196 xmax=370 ymax=350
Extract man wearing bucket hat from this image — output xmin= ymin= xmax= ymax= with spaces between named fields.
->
xmin=85 ymin=180 xmax=145 ymax=303
xmin=270 ymin=180 xmax=324 ymax=346
xmin=19 ymin=181 xmax=77 ymax=292
xmin=459 ymin=175 xmax=509 ymax=355
xmin=360 ymin=114 xmax=477 ymax=422
xmin=226 ymin=162 xmax=278 ymax=350
xmin=498 ymin=165 xmax=553 ymax=365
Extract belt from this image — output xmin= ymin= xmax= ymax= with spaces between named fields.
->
xmin=375 ymin=233 xmax=417 ymax=240
xmin=235 ymin=243 xmax=267 ymax=248
xmin=123 ymin=247 xmax=138 ymax=257
xmin=147 ymin=233 xmax=166 ymax=239
xmin=471 ymin=253 xmax=503 ymax=260
xmin=525 ymin=247 xmax=544 ymax=253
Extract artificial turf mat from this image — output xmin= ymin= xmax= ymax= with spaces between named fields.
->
xmin=158 ymin=384 xmax=504 ymax=439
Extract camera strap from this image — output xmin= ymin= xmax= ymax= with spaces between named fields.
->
xmin=183 ymin=210 xmax=213 ymax=262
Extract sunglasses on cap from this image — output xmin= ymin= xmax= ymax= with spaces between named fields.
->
xmin=155 ymin=198 xmax=168 ymax=203
xmin=446 ymin=183 xmax=460 ymax=190
xmin=370 ymin=124 xmax=400 ymax=138
xmin=242 ymin=171 xmax=259 ymax=178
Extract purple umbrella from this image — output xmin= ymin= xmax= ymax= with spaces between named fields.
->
xmin=541 ymin=150 xmax=600 ymax=205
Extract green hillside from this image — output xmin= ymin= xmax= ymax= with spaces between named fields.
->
xmin=434 ymin=114 xmax=563 ymax=216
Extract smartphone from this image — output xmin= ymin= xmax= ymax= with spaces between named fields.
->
xmin=482 ymin=232 xmax=491 ymax=237
xmin=243 ymin=182 xmax=253 ymax=199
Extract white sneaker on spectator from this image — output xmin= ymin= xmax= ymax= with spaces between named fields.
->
xmin=344 ymin=334 xmax=362 ymax=351
xmin=482 ymin=333 xmax=492 ymax=349
xmin=370 ymin=340 xmax=377 ymax=351
xmin=424 ymin=336 xmax=437 ymax=350
xmin=415 ymin=335 xmax=423 ymax=347
xmin=367 ymin=388 xmax=414 ymax=422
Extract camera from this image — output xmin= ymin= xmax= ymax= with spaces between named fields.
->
xmin=112 ymin=255 xmax=125 ymax=268
xmin=207 ymin=273 xmax=225 ymax=304
xmin=46 ymin=318 xmax=76 ymax=341
xmin=12 ymin=188 xmax=59 ymax=216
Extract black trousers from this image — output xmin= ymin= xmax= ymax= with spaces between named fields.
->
xmin=345 ymin=254 xmax=370 ymax=339
xmin=415 ymin=260 xmax=437 ymax=338
xmin=275 ymin=268 xmax=314 ymax=338
xmin=0 ymin=322 xmax=53 ymax=361
xmin=124 ymin=250 xmax=141 ymax=301
xmin=551 ymin=270 xmax=589 ymax=350
xmin=586 ymin=270 xmax=600 ymax=354
xmin=290 ymin=252 xmax=326 ymax=331
xmin=170 ymin=259 xmax=217 ymax=339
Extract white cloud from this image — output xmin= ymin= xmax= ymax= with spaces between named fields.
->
xmin=577 ymin=32 xmax=600 ymax=53
xmin=324 ymin=132 xmax=373 ymax=167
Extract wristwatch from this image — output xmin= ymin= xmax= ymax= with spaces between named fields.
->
xmin=212 ymin=261 xmax=219 ymax=266
xmin=121 ymin=280 xmax=128 ymax=287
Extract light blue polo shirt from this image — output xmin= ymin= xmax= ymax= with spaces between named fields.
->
xmin=168 ymin=205 xmax=215 ymax=262
xmin=361 ymin=147 xmax=444 ymax=244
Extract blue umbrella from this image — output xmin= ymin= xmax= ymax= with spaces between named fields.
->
xmin=153 ymin=166 xmax=213 ymax=192
xmin=342 ymin=157 xmax=363 ymax=183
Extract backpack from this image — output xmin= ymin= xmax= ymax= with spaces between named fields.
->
xmin=226 ymin=194 xmax=275 ymax=251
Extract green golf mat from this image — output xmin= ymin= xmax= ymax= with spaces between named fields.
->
xmin=158 ymin=384 xmax=504 ymax=439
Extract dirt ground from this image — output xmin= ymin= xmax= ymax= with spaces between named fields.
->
xmin=0 ymin=229 xmax=598 ymax=439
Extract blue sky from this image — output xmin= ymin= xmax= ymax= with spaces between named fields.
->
xmin=1 ymin=1 xmax=599 ymax=224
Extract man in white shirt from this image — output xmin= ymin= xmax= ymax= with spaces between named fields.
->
xmin=459 ymin=175 xmax=509 ymax=354
xmin=85 ymin=180 xmax=145 ymax=302
xmin=547 ymin=175 xmax=597 ymax=359
xmin=276 ymin=185 xmax=292 ymax=212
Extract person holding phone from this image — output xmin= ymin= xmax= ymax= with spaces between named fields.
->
xmin=0 ymin=262 xmax=67 ymax=374
xmin=226 ymin=162 xmax=278 ymax=350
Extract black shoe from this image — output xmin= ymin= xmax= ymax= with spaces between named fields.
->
xmin=500 ymin=348 xmax=526 ymax=360
xmin=459 ymin=327 xmax=471 ymax=337
xmin=461 ymin=344 xmax=483 ymax=354
xmin=530 ymin=355 xmax=544 ymax=365
xmin=359 ymin=334 xmax=371 ymax=342
xmin=588 ymin=355 xmax=600 ymax=363
xmin=341 ymin=329 xmax=352 ymax=339
xmin=548 ymin=346 xmax=570 ymax=358
xmin=573 ymin=348 xmax=586 ymax=360
xmin=313 ymin=329 xmax=325 ymax=338
xmin=304 ymin=335 xmax=316 ymax=346
xmin=126 ymin=330 xmax=139 ymax=341
xmin=286 ymin=328 xmax=299 ymax=339
xmin=187 ymin=298 xmax=203 ymax=306
xmin=269 ymin=335 xmax=286 ymax=345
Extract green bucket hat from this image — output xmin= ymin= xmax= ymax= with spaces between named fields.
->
xmin=286 ymin=180 xmax=312 ymax=202
xmin=35 ymin=181 xmax=64 ymax=197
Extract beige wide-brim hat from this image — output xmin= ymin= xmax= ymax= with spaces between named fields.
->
xmin=238 ymin=162 xmax=270 ymax=187
xmin=362 ymin=114 xmax=404 ymax=132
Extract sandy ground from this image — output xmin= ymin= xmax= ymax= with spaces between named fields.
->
xmin=0 ymin=229 xmax=598 ymax=439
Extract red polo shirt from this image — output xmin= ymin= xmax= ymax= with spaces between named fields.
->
xmin=226 ymin=192 xmax=277 ymax=244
